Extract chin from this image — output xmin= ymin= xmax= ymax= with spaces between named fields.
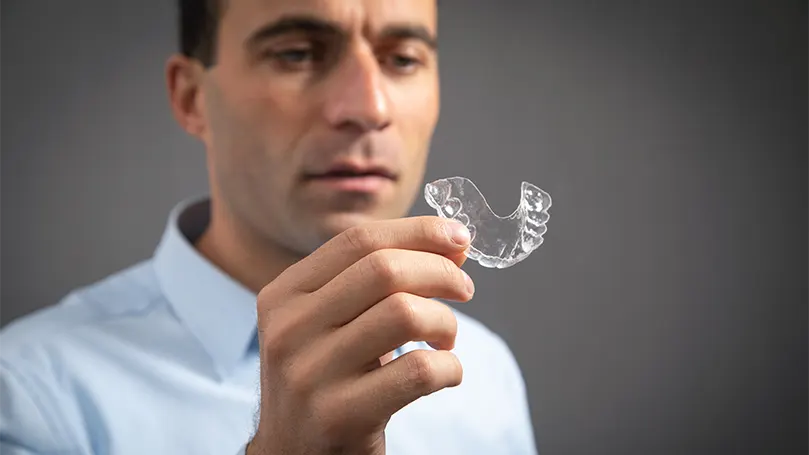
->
xmin=319 ymin=211 xmax=388 ymax=236
xmin=285 ymin=191 xmax=417 ymax=252
xmin=307 ymin=206 xmax=405 ymax=242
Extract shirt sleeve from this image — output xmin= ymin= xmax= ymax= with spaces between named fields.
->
xmin=0 ymin=360 xmax=78 ymax=454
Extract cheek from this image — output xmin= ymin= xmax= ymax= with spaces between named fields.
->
xmin=395 ymin=75 xmax=439 ymax=121
xmin=390 ymin=78 xmax=439 ymax=159
xmin=232 ymin=84 xmax=301 ymax=144
xmin=206 ymin=76 xmax=311 ymax=171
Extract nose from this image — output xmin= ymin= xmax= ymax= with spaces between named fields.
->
xmin=323 ymin=45 xmax=391 ymax=132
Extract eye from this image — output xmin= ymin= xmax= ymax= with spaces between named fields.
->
xmin=381 ymin=52 xmax=424 ymax=74
xmin=262 ymin=42 xmax=325 ymax=71
xmin=273 ymin=48 xmax=313 ymax=63
xmin=391 ymin=54 xmax=419 ymax=68
xmin=377 ymin=41 xmax=430 ymax=75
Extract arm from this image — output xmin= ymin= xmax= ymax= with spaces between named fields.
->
xmin=2 ymin=359 xmax=263 ymax=455
xmin=0 ymin=361 xmax=79 ymax=454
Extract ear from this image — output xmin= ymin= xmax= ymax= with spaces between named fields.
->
xmin=165 ymin=54 xmax=207 ymax=137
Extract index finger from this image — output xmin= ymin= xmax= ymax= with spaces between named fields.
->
xmin=283 ymin=216 xmax=471 ymax=293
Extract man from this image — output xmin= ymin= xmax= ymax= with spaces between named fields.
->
xmin=0 ymin=0 xmax=538 ymax=453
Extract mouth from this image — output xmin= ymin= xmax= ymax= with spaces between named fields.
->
xmin=302 ymin=164 xmax=398 ymax=193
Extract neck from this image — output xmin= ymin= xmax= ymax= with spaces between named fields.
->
xmin=194 ymin=198 xmax=302 ymax=294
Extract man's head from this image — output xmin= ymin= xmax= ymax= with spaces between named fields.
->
xmin=166 ymin=0 xmax=440 ymax=257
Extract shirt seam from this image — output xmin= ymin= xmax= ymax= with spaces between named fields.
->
xmin=75 ymin=291 xmax=166 ymax=327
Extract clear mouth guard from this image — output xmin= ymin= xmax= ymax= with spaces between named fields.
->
xmin=424 ymin=177 xmax=552 ymax=269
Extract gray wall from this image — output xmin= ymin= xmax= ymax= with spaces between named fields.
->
xmin=2 ymin=1 xmax=807 ymax=454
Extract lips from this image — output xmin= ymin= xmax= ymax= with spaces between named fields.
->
xmin=302 ymin=162 xmax=398 ymax=193
xmin=304 ymin=164 xmax=397 ymax=181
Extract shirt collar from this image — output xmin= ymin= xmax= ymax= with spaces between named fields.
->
xmin=152 ymin=196 xmax=258 ymax=379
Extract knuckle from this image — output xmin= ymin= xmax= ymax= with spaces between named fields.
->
xmin=447 ymin=353 xmax=464 ymax=386
xmin=387 ymin=293 xmax=419 ymax=336
xmin=441 ymin=303 xmax=459 ymax=337
xmin=404 ymin=350 xmax=436 ymax=390
xmin=272 ymin=261 xmax=302 ymax=288
xmin=364 ymin=250 xmax=398 ymax=283
xmin=422 ymin=217 xmax=448 ymax=244
xmin=256 ymin=282 xmax=281 ymax=311
xmin=286 ymin=359 xmax=316 ymax=397
xmin=342 ymin=225 xmax=376 ymax=253
xmin=439 ymin=257 xmax=463 ymax=288
xmin=261 ymin=330 xmax=287 ymax=360
xmin=258 ymin=307 xmax=303 ymax=360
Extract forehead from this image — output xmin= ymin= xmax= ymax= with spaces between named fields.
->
xmin=221 ymin=0 xmax=438 ymax=39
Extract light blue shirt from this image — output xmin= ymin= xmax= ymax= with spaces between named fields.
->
xmin=0 ymin=197 xmax=538 ymax=455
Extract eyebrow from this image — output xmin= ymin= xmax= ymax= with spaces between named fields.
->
xmin=245 ymin=14 xmax=437 ymax=50
xmin=379 ymin=24 xmax=438 ymax=50
xmin=245 ymin=15 xmax=341 ymax=49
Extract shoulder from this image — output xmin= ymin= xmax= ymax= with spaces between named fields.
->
xmin=0 ymin=259 xmax=172 ymax=400
xmin=0 ymin=259 xmax=164 ymax=360
xmin=0 ymin=259 xmax=168 ymax=452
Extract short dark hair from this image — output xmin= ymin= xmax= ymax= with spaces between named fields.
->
xmin=178 ymin=0 xmax=222 ymax=67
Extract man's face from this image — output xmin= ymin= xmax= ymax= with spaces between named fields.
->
xmin=195 ymin=0 xmax=439 ymax=255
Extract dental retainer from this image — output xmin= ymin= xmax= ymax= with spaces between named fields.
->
xmin=424 ymin=177 xmax=552 ymax=269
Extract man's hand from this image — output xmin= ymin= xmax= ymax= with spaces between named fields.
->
xmin=246 ymin=216 xmax=474 ymax=455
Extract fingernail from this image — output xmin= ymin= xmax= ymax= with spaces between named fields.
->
xmin=463 ymin=270 xmax=475 ymax=295
xmin=445 ymin=220 xmax=470 ymax=246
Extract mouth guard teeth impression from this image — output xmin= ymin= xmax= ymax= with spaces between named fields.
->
xmin=424 ymin=176 xmax=552 ymax=269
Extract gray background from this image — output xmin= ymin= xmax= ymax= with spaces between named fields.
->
xmin=2 ymin=1 xmax=807 ymax=454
